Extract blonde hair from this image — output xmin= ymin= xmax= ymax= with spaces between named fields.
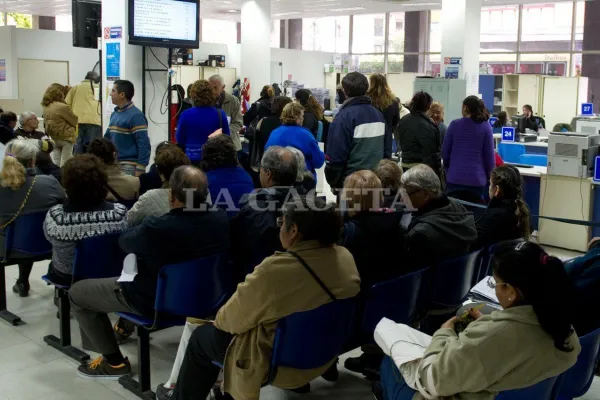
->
xmin=1 ymin=139 xmax=39 ymax=190
xmin=343 ymin=170 xmax=383 ymax=216
xmin=41 ymin=83 xmax=66 ymax=107
xmin=428 ymin=101 xmax=445 ymax=122
xmin=280 ymin=102 xmax=305 ymax=125
xmin=367 ymin=74 xmax=396 ymax=111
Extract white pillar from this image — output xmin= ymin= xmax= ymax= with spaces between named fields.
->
xmin=241 ymin=0 xmax=271 ymax=103
xmin=100 ymin=0 xmax=143 ymax=133
xmin=441 ymin=0 xmax=481 ymax=95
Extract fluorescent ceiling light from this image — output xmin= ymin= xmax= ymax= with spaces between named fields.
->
xmin=272 ymin=11 xmax=302 ymax=16
xmin=329 ymin=7 xmax=366 ymax=11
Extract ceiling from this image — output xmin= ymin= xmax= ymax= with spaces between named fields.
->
xmin=0 ymin=0 xmax=583 ymax=21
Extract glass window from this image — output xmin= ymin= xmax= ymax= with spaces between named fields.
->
xmin=520 ymin=53 xmax=570 ymax=76
xmin=271 ymin=20 xmax=281 ymax=48
xmin=572 ymin=53 xmax=582 ymax=77
xmin=520 ymin=2 xmax=573 ymax=51
xmin=374 ymin=17 xmax=384 ymax=37
xmin=480 ymin=6 xmax=518 ymax=52
xmin=55 ymin=15 xmax=73 ymax=32
xmin=201 ymin=18 xmax=237 ymax=45
xmin=302 ymin=16 xmax=349 ymax=53
xmin=479 ymin=53 xmax=517 ymax=74
xmin=388 ymin=12 xmax=405 ymax=53
xmin=352 ymin=13 xmax=386 ymax=54
xmin=575 ymin=1 xmax=585 ymax=51
xmin=388 ymin=55 xmax=404 ymax=73
xmin=429 ymin=10 xmax=442 ymax=53
xmin=354 ymin=55 xmax=385 ymax=74
xmin=6 ymin=13 xmax=32 ymax=28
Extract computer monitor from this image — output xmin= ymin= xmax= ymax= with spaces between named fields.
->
xmin=517 ymin=117 xmax=526 ymax=135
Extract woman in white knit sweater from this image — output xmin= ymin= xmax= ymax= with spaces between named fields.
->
xmin=127 ymin=145 xmax=190 ymax=227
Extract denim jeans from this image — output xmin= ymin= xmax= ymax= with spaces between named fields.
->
xmin=75 ymin=124 xmax=102 ymax=154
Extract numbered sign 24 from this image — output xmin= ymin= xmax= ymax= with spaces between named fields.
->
xmin=502 ymin=127 xmax=516 ymax=143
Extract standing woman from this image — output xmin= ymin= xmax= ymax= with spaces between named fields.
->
xmin=243 ymin=85 xmax=274 ymax=127
xmin=42 ymin=83 xmax=79 ymax=167
xmin=295 ymin=88 xmax=324 ymax=138
xmin=176 ymin=80 xmax=230 ymax=164
xmin=442 ymin=96 xmax=495 ymax=202
xmin=367 ymin=74 xmax=400 ymax=159
xmin=397 ymin=91 xmax=441 ymax=176
xmin=428 ymin=102 xmax=448 ymax=144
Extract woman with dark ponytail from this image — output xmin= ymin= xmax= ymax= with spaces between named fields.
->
xmin=473 ymin=165 xmax=531 ymax=249
xmin=380 ymin=241 xmax=580 ymax=399
xmin=442 ymin=95 xmax=495 ymax=202
xmin=295 ymin=88 xmax=324 ymax=138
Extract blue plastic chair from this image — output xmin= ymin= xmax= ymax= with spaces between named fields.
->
xmin=557 ymin=327 xmax=600 ymax=399
xmin=497 ymin=375 xmax=563 ymax=400
xmin=0 ymin=210 xmax=52 ymax=325
xmin=519 ymin=154 xmax=548 ymax=167
xmin=360 ymin=268 xmax=429 ymax=343
xmin=316 ymin=121 xmax=324 ymax=142
xmin=498 ymin=143 xmax=526 ymax=163
xmin=42 ymin=233 xmax=127 ymax=362
xmin=117 ymin=253 xmax=233 ymax=399
xmin=429 ymin=250 xmax=482 ymax=308
xmin=474 ymin=239 xmax=525 ymax=286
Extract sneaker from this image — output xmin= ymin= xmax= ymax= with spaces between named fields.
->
xmin=12 ymin=281 xmax=29 ymax=297
xmin=77 ymin=356 xmax=131 ymax=380
xmin=114 ymin=318 xmax=134 ymax=343
xmin=156 ymin=384 xmax=174 ymax=400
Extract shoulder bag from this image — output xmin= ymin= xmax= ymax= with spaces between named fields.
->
xmin=287 ymin=250 xmax=337 ymax=301
xmin=0 ymin=175 xmax=38 ymax=230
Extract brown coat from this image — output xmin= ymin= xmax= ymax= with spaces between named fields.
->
xmin=43 ymin=101 xmax=78 ymax=143
xmin=105 ymin=165 xmax=140 ymax=201
xmin=213 ymin=240 xmax=360 ymax=399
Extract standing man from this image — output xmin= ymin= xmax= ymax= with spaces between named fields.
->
xmin=208 ymin=75 xmax=243 ymax=153
xmin=66 ymin=71 xmax=102 ymax=154
xmin=104 ymin=80 xmax=150 ymax=177
xmin=325 ymin=72 xmax=386 ymax=191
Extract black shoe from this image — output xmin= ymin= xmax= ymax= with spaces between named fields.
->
xmin=322 ymin=359 xmax=339 ymax=382
xmin=345 ymin=353 xmax=382 ymax=380
xmin=114 ymin=318 xmax=134 ymax=343
xmin=288 ymin=383 xmax=310 ymax=394
xmin=12 ymin=281 xmax=29 ymax=297
xmin=77 ymin=356 xmax=131 ymax=380
xmin=344 ymin=355 xmax=369 ymax=374
xmin=156 ymin=384 xmax=174 ymax=400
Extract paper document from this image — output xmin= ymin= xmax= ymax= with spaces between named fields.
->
xmin=117 ymin=253 xmax=138 ymax=283
xmin=470 ymin=276 xmax=500 ymax=304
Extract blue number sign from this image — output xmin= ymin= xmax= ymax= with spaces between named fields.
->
xmin=595 ymin=156 xmax=600 ymax=182
xmin=502 ymin=127 xmax=515 ymax=143
xmin=582 ymin=103 xmax=594 ymax=116
xmin=489 ymin=117 xmax=498 ymax=127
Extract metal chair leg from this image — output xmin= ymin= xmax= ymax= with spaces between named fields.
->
xmin=0 ymin=266 xmax=21 ymax=325
xmin=119 ymin=326 xmax=154 ymax=400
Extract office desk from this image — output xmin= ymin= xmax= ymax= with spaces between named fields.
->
xmin=494 ymin=136 xmax=548 ymax=155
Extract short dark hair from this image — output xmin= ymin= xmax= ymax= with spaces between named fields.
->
xmin=410 ymin=91 xmax=433 ymax=113
xmin=0 ymin=111 xmax=17 ymax=125
xmin=200 ymin=135 xmax=238 ymax=172
xmin=62 ymin=154 xmax=108 ymax=207
xmin=87 ymin=138 xmax=117 ymax=164
xmin=282 ymin=196 xmax=342 ymax=247
xmin=155 ymin=146 xmax=191 ymax=182
xmin=114 ymin=80 xmax=135 ymax=101
xmin=169 ymin=165 xmax=208 ymax=207
xmin=272 ymin=96 xmax=293 ymax=116
xmin=341 ymin=72 xmax=369 ymax=98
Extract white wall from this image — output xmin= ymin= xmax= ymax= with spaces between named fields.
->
xmin=0 ymin=27 xmax=19 ymax=98
xmin=271 ymin=48 xmax=333 ymax=89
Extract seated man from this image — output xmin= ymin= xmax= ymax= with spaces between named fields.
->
xmin=70 ymin=165 xmax=230 ymax=379
xmin=230 ymin=145 xmax=299 ymax=278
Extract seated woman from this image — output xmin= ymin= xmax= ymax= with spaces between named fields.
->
xmin=139 ymin=141 xmax=175 ymax=196
xmin=492 ymin=111 xmax=513 ymax=129
xmin=373 ymin=159 xmax=404 ymax=209
xmin=265 ymin=102 xmax=325 ymax=183
xmin=0 ymin=139 xmax=65 ymax=296
xmin=199 ymin=135 xmax=253 ymax=217
xmin=473 ymin=165 xmax=531 ymax=249
xmin=377 ymin=241 xmax=580 ymax=400
xmin=160 ymin=196 xmax=360 ymax=400
xmin=88 ymin=138 xmax=139 ymax=203
xmin=44 ymin=154 xmax=128 ymax=286
xmin=36 ymin=139 xmax=62 ymax=183
xmin=127 ymin=145 xmax=191 ymax=227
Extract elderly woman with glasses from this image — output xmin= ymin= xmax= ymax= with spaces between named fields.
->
xmin=376 ymin=241 xmax=581 ymax=400
xmin=15 ymin=112 xmax=45 ymax=140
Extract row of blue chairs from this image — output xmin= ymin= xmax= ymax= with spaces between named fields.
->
xmin=497 ymin=142 xmax=548 ymax=166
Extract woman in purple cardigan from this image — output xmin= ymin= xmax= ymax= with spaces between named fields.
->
xmin=442 ymin=96 xmax=495 ymax=203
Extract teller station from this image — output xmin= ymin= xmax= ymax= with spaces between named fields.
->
xmin=495 ymin=118 xmax=600 ymax=252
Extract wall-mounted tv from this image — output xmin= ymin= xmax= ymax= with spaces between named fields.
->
xmin=72 ymin=0 xmax=101 ymax=49
xmin=128 ymin=0 xmax=200 ymax=48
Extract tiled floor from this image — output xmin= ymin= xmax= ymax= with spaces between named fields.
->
xmin=1 ymin=260 xmax=599 ymax=400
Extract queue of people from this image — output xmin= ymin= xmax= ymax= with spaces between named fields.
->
xmin=0 ymin=69 xmax=598 ymax=400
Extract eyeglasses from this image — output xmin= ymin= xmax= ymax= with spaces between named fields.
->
xmin=276 ymin=217 xmax=284 ymax=228
xmin=487 ymin=276 xmax=509 ymax=289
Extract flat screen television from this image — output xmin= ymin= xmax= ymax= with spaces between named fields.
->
xmin=128 ymin=0 xmax=200 ymax=48
xmin=72 ymin=0 xmax=101 ymax=49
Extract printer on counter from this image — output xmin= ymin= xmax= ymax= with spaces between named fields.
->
xmin=548 ymin=130 xmax=600 ymax=178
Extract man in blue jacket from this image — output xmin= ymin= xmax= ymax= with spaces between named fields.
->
xmin=104 ymin=80 xmax=151 ymax=177
xmin=325 ymin=72 xmax=386 ymax=189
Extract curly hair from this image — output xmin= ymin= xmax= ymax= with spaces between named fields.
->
xmin=41 ymin=83 xmax=66 ymax=107
xmin=280 ymin=102 xmax=305 ymax=125
xmin=62 ymin=154 xmax=108 ymax=208
xmin=200 ymin=135 xmax=239 ymax=172
xmin=272 ymin=96 xmax=293 ymax=117
xmin=190 ymin=80 xmax=217 ymax=107
xmin=367 ymin=74 xmax=396 ymax=111
xmin=295 ymin=89 xmax=324 ymax=120
xmin=155 ymin=145 xmax=191 ymax=183
xmin=87 ymin=138 xmax=117 ymax=164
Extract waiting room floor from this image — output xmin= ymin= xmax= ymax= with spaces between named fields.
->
xmin=1 ymin=259 xmax=599 ymax=400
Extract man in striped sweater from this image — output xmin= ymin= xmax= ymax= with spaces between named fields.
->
xmin=104 ymin=80 xmax=150 ymax=177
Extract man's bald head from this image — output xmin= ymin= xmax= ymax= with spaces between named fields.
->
xmin=169 ymin=165 xmax=209 ymax=208
xmin=260 ymin=146 xmax=299 ymax=187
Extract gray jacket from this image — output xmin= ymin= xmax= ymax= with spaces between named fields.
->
xmin=0 ymin=170 xmax=65 ymax=259
xmin=218 ymin=92 xmax=243 ymax=151
xmin=127 ymin=188 xmax=170 ymax=227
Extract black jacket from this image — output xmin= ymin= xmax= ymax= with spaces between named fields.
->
xmin=397 ymin=111 xmax=441 ymax=175
xmin=302 ymin=111 xmax=319 ymax=138
xmin=139 ymin=164 xmax=163 ymax=196
xmin=523 ymin=116 xmax=539 ymax=132
xmin=0 ymin=122 xmax=15 ymax=145
xmin=342 ymin=210 xmax=407 ymax=289
xmin=473 ymin=197 xmax=524 ymax=250
xmin=379 ymin=101 xmax=401 ymax=159
xmin=118 ymin=207 xmax=230 ymax=316
xmin=230 ymin=187 xmax=290 ymax=279
xmin=405 ymin=196 xmax=477 ymax=269
xmin=37 ymin=163 xmax=62 ymax=184
xmin=243 ymin=97 xmax=273 ymax=127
